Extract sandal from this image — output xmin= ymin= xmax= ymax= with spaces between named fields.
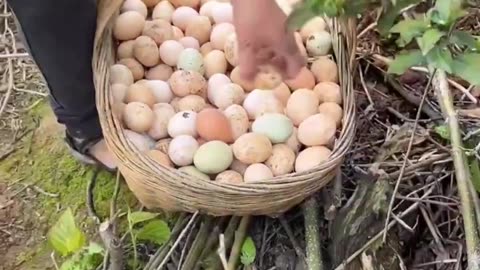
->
xmin=64 ymin=132 xmax=117 ymax=173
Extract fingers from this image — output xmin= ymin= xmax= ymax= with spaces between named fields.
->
xmin=238 ymin=46 xmax=258 ymax=81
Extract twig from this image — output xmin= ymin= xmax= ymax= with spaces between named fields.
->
xmin=358 ymin=65 xmax=374 ymax=107
xmin=178 ymin=217 xmax=199 ymax=269
xmin=0 ymin=52 xmax=29 ymax=59
xmin=279 ymin=215 xmax=306 ymax=261
xmin=227 ymin=216 xmax=252 ymax=270
xmin=432 ymin=68 xmax=480 ymax=269
xmin=303 ymin=197 xmax=324 ymax=270
xmin=144 ymin=213 xmax=188 ymax=270
xmin=193 ymin=218 xmax=226 ymax=270
xmin=182 ymin=217 xmax=214 ymax=270
xmin=217 ymin=234 xmax=229 ymax=270
xmin=334 ymin=185 xmax=435 ymax=270
xmin=99 ymin=221 xmax=124 ymax=270
xmin=0 ymin=48 xmax=14 ymax=118
xmin=157 ymin=211 xmax=200 ymax=270
xmin=50 ymin=252 xmax=60 ymax=270
xmin=86 ymin=168 xmax=101 ymax=224
xmin=210 ymin=216 xmax=242 ymax=270
xmin=110 ymin=171 xmax=122 ymax=233
xmin=32 ymin=185 xmax=59 ymax=198
xmin=383 ymin=70 xmax=435 ymax=242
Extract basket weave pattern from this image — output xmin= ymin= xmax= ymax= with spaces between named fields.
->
xmin=93 ymin=0 xmax=356 ymax=216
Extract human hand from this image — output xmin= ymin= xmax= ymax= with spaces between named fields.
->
xmin=232 ymin=0 xmax=306 ymax=81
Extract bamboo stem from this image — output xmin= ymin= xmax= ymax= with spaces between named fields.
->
xmin=431 ymin=67 xmax=480 ymax=270
xmin=227 ymin=216 xmax=252 ymax=270
xmin=303 ymin=198 xmax=323 ymax=270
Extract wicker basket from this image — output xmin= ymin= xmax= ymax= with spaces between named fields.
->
xmin=93 ymin=0 xmax=357 ymax=216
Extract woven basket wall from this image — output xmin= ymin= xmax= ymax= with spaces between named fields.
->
xmin=93 ymin=0 xmax=357 ymax=216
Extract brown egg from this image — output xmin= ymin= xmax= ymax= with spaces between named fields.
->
xmin=169 ymin=70 xmax=208 ymax=97
xmin=177 ymin=95 xmax=207 ymax=112
xmin=295 ymin=146 xmax=331 ymax=172
xmin=210 ymin=23 xmax=235 ymax=50
xmin=230 ymin=66 xmax=255 ymax=92
xmin=186 ymin=16 xmax=212 ymax=45
xmin=145 ymin=64 xmax=173 ymax=81
xmin=196 ymin=108 xmax=234 ymax=143
xmin=200 ymin=42 xmax=214 ymax=56
xmin=111 ymin=84 xmax=128 ymax=103
xmin=133 ymin=36 xmax=160 ymax=67
xmin=121 ymin=0 xmax=148 ymax=18
xmin=216 ymin=170 xmax=244 ymax=184
xmin=298 ymin=113 xmax=336 ymax=146
xmin=172 ymin=7 xmax=199 ymax=31
xmin=110 ymin=64 xmax=134 ymax=86
xmin=285 ymin=67 xmax=315 ymax=90
xmin=125 ymin=82 xmax=156 ymax=107
xmin=152 ymin=1 xmax=175 ymax=22
xmin=113 ymin=11 xmax=145 ymax=41
xmin=273 ymin=83 xmax=291 ymax=106
xmin=123 ymin=102 xmax=155 ymax=132
xmin=244 ymin=163 xmax=274 ymax=183
xmin=118 ymin=58 xmax=144 ymax=80
xmin=170 ymin=0 xmax=200 ymax=8
xmin=232 ymin=133 xmax=273 ymax=164
xmin=254 ymin=68 xmax=283 ymax=90
xmin=204 ymin=50 xmax=228 ymax=78
xmin=310 ymin=57 xmax=338 ymax=83
xmin=179 ymin=36 xmax=200 ymax=50
xmin=318 ymin=102 xmax=343 ymax=126
xmin=147 ymin=149 xmax=174 ymax=168
xmin=286 ymin=89 xmax=319 ymax=126
xmin=224 ymin=33 xmax=239 ymax=66
xmin=117 ymin=40 xmax=135 ymax=59
xmin=143 ymin=19 xmax=174 ymax=45
xmin=265 ymin=144 xmax=295 ymax=176
xmin=142 ymin=0 xmax=161 ymax=7
xmin=314 ymin=82 xmax=342 ymax=104
xmin=172 ymin=26 xmax=185 ymax=40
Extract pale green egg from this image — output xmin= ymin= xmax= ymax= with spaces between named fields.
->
xmin=178 ymin=166 xmax=210 ymax=180
xmin=252 ymin=113 xmax=294 ymax=144
xmin=193 ymin=141 xmax=233 ymax=174
xmin=177 ymin=48 xmax=205 ymax=75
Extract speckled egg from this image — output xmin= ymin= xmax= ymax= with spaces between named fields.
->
xmin=177 ymin=48 xmax=205 ymax=75
xmin=232 ymin=133 xmax=273 ymax=164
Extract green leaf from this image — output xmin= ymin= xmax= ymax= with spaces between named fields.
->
xmin=426 ymin=47 xmax=453 ymax=73
xmin=136 ymin=220 xmax=171 ymax=245
xmin=434 ymin=125 xmax=450 ymax=140
xmin=47 ymin=208 xmax=86 ymax=256
xmin=390 ymin=18 xmax=430 ymax=47
xmin=86 ymin=242 xmax=104 ymax=255
xmin=128 ymin=211 xmax=159 ymax=226
xmin=240 ymin=237 xmax=256 ymax=266
xmin=431 ymin=0 xmax=466 ymax=26
xmin=451 ymin=53 xmax=480 ymax=86
xmin=450 ymin=31 xmax=479 ymax=49
xmin=388 ymin=50 xmax=425 ymax=75
xmin=378 ymin=0 xmax=423 ymax=35
xmin=470 ymin=159 xmax=480 ymax=193
xmin=418 ymin=29 xmax=445 ymax=55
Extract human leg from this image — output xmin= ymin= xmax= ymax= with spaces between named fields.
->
xmin=8 ymin=0 xmax=116 ymax=170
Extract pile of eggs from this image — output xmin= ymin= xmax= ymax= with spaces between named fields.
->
xmin=110 ymin=0 xmax=343 ymax=184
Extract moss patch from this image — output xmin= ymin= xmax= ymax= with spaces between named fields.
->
xmin=0 ymin=102 xmax=138 ymax=269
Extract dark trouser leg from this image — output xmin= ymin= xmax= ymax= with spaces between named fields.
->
xmin=7 ymin=0 xmax=102 ymax=142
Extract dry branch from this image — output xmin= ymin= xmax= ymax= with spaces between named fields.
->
xmin=99 ymin=221 xmax=124 ymax=270
xmin=227 ymin=216 xmax=251 ymax=270
xmin=431 ymin=68 xmax=480 ymax=269
xmin=303 ymin=197 xmax=324 ymax=270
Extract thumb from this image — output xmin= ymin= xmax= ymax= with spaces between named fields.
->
xmin=238 ymin=47 xmax=258 ymax=81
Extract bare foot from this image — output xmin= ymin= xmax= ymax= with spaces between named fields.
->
xmin=88 ymin=139 xmax=117 ymax=170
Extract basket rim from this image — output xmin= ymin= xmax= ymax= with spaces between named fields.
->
xmin=92 ymin=0 xmax=357 ymax=215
